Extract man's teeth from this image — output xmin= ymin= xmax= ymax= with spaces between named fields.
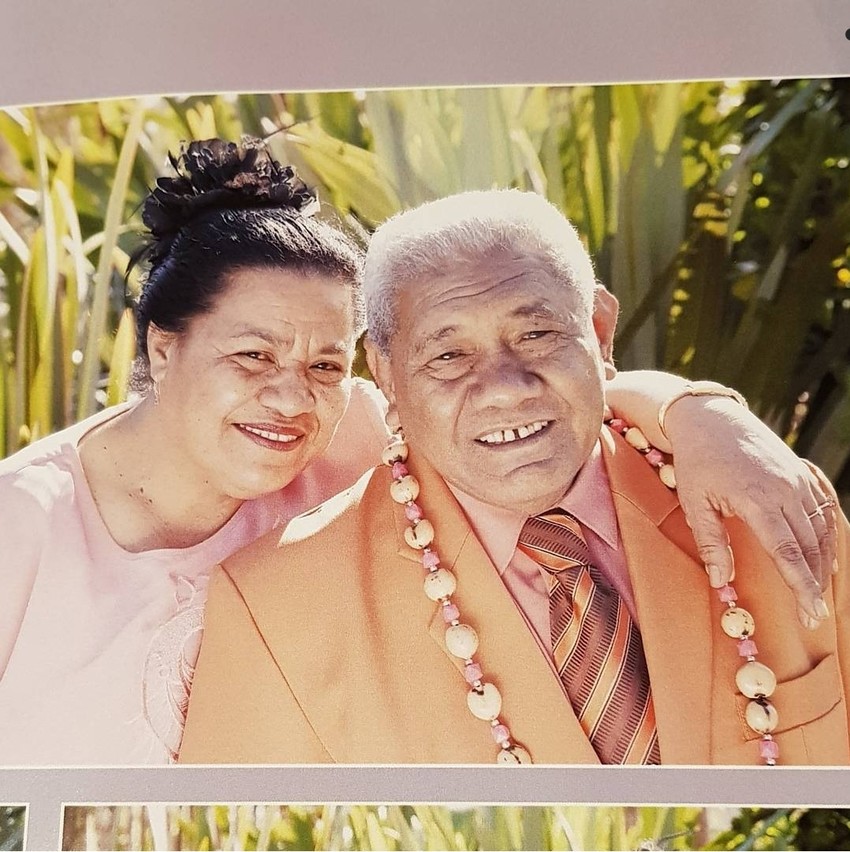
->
xmin=479 ymin=421 xmax=549 ymax=445
xmin=242 ymin=425 xmax=298 ymax=443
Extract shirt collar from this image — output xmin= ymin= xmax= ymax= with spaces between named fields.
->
xmin=447 ymin=439 xmax=620 ymax=575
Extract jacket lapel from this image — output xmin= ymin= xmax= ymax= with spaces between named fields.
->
xmin=398 ymin=454 xmax=599 ymax=764
xmin=601 ymin=427 xmax=714 ymax=764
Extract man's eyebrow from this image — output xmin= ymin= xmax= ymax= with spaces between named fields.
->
xmin=510 ymin=301 xmax=558 ymax=319
xmin=413 ymin=325 xmax=459 ymax=355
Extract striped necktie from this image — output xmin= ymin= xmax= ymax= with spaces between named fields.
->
xmin=518 ymin=509 xmax=661 ymax=765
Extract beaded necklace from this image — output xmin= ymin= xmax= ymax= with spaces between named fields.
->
xmin=382 ymin=415 xmax=779 ymax=766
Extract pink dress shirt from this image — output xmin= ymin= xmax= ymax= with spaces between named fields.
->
xmin=448 ymin=440 xmax=637 ymax=660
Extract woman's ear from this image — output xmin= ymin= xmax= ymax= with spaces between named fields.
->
xmin=146 ymin=323 xmax=178 ymax=386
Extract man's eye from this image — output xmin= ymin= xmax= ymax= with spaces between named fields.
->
xmin=522 ymin=330 xmax=552 ymax=341
xmin=239 ymin=351 xmax=271 ymax=362
xmin=311 ymin=362 xmax=342 ymax=372
xmin=437 ymin=351 xmax=462 ymax=361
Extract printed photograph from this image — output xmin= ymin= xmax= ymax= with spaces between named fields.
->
xmin=60 ymin=803 xmax=850 ymax=852
xmin=0 ymin=806 xmax=25 ymax=851
xmin=0 ymin=79 xmax=848 ymax=767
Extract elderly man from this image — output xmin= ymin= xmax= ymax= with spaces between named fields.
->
xmin=180 ymin=190 xmax=849 ymax=765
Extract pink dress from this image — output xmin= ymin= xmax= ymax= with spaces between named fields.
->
xmin=0 ymin=379 xmax=388 ymax=765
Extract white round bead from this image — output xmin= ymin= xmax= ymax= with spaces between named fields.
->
xmin=658 ymin=463 xmax=677 ymax=489
xmin=496 ymin=744 xmax=532 ymax=765
xmin=735 ymin=661 xmax=777 ymax=698
xmin=625 ymin=427 xmax=650 ymax=450
xmin=446 ymin=623 xmax=479 ymax=658
xmin=423 ymin=568 xmax=457 ymax=601
xmin=721 ymin=607 xmax=755 ymax=639
xmin=404 ymin=519 xmax=434 ymax=549
xmin=467 ymin=682 xmax=502 ymax=720
xmin=381 ymin=440 xmax=409 ymax=466
xmin=390 ymin=475 xmax=419 ymax=504
xmin=745 ymin=700 xmax=778 ymax=734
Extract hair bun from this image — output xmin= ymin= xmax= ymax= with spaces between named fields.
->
xmin=141 ymin=137 xmax=319 ymax=264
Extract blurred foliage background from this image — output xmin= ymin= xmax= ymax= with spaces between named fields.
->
xmin=0 ymin=79 xmax=849 ymax=505
xmin=60 ymin=803 xmax=712 ymax=851
xmin=59 ymin=804 xmax=850 ymax=851
xmin=0 ymin=806 xmax=24 ymax=851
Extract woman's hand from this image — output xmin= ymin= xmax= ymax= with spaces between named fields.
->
xmin=605 ymin=370 xmax=839 ymax=629
xmin=663 ymin=396 xmax=837 ymax=629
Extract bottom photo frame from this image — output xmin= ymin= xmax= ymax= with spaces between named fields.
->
xmin=9 ymin=766 xmax=850 ymax=851
xmin=59 ymin=803 xmax=850 ymax=851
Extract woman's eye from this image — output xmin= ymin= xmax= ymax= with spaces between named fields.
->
xmin=522 ymin=330 xmax=551 ymax=341
xmin=234 ymin=351 xmax=273 ymax=367
xmin=437 ymin=351 xmax=461 ymax=361
xmin=311 ymin=362 xmax=342 ymax=372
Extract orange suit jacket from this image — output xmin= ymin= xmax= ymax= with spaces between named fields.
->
xmin=179 ymin=428 xmax=850 ymax=764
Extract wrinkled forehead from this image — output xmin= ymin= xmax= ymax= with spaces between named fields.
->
xmin=392 ymin=250 xmax=594 ymax=347
xmin=403 ymin=248 xmax=591 ymax=314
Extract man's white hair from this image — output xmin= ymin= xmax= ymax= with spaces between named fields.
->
xmin=363 ymin=189 xmax=597 ymax=354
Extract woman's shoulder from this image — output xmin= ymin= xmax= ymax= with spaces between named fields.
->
xmin=348 ymin=376 xmax=388 ymax=414
xmin=0 ymin=405 xmax=130 ymax=514
xmin=0 ymin=403 xmax=131 ymax=474
xmin=0 ymin=441 xmax=77 ymax=528
xmin=344 ymin=377 xmax=389 ymax=437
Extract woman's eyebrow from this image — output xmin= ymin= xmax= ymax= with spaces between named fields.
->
xmin=227 ymin=326 xmax=281 ymax=345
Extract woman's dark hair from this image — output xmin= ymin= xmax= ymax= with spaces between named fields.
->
xmin=131 ymin=137 xmax=365 ymax=362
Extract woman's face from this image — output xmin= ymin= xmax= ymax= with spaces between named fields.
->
xmin=148 ymin=267 xmax=358 ymax=502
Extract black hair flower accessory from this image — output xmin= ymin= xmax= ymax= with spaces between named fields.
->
xmin=142 ymin=137 xmax=319 ymax=248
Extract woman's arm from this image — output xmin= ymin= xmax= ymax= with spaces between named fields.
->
xmin=0 ymin=476 xmax=44 ymax=678
xmin=607 ymin=369 xmax=837 ymax=629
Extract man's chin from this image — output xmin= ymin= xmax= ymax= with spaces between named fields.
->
xmin=465 ymin=465 xmax=575 ymax=515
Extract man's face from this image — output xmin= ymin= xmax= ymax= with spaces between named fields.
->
xmin=368 ymin=251 xmax=616 ymax=517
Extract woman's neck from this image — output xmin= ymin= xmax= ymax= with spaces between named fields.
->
xmin=79 ymin=399 xmax=244 ymax=552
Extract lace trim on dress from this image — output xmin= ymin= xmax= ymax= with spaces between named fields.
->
xmin=141 ymin=574 xmax=208 ymax=762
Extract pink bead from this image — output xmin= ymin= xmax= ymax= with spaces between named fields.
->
xmin=392 ymin=462 xmax=409 ymax=479
xmin=737 ymin=638 xmax=759 ymax=657
xmin=464 ymin=662 xmax=483 ymax=683
xmin=405 ymin=502 xmax=423 ymax=521
xmin=491 ymin=724 xmax=511 ymax=743
xmin=759 ymin=739 xmax=779 ymax=760
xmin=717 ymin=585 xmax=738 ymax=603
xmin=609 ymin=418 xmax=627 ymax=433
xmin=442 ymin=603 xmax=460 ymax=622
xmin=422 ymin=550 xmax=440 ymax=569
xmin=645 ymin=449 xmax=665 ymax=467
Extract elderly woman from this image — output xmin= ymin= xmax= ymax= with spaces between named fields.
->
xmin=0 ymin=138 xmax=837 ymax=765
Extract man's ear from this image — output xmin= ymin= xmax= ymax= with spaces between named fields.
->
xmin=365 ymin=336 xmax=400 ymax=432
xmin=592 ymin=284 xmax=619 ymax=369
xmin=146 ymin=323 xmax=178 ymax=386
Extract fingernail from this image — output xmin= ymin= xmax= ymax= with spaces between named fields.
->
xmin=707 ymin=565 xmax=724 ymax=588
xmin=803 ymin=613 xmax=820 ymax=631
xmin=814 ymin=597 xmax=830 ymax=620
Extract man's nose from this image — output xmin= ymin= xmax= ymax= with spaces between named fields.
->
xmin=257 ymin=368 xmax=316 ymax=418
xmin=472 ymin=349 xmax=542 ymax=408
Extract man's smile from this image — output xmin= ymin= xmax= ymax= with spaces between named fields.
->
xmin=475 ymin=420 xmax=552 ymax=445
